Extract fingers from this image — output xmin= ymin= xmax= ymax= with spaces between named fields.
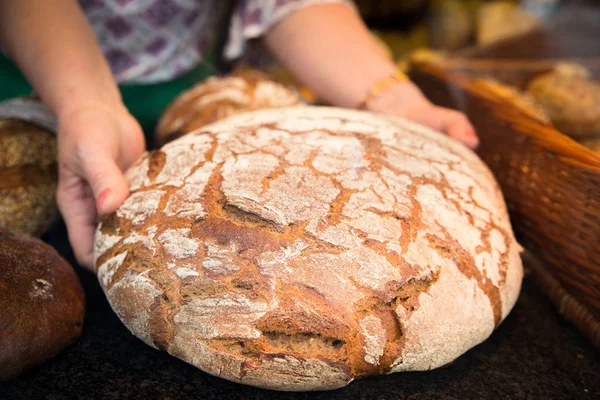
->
xmin=58 ymin=147 xmax=130 ymax=269
xmin=78 ymin=148 xmax=130 ymax=215
xmin=365 ymin=80 xmax=480 ymax=149
xmin=440 ymin=108 xmax=479 ymax=149
xmin=119 ymin=114 xmax=147 ymax=168
xmin=56 ymin=171 xmax=97 ymax=270
xmin=55 ymin=107 xmax=145 ymax=270
xmin=407 ymin=106 xmax=479 ymax=149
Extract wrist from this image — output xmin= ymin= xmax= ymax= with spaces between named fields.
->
xmin=357 ymin=70 xmax=409 ymax=109
xmin=56 ymin=93 xmax=126 ymax=125
xmin=361 ymin=79 xmax=431 ymax=116
xmin=51 ymin=70 xmax=123 ymax=122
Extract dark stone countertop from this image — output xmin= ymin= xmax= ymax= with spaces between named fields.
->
xmin=2 ymin=222 xmax=599 ymax=400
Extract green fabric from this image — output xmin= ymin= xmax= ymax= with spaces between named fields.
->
xmin=0 ymin=54 xmax=33 ymax=100
xmin=0 ymin=52 xmax=218 ymax=147
xmin=119 ymin=56 xmax=217 ymax=145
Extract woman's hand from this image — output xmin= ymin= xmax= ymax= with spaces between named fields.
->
xmin=0 ymin=0 xmax=143 ymax=269
xmin=266 ymin=2 xmax=478 ymax=149
xmin=56 ymin=104 xmax=145 ymax=270
xmin=364 ymin=80 xmax=479 ymax=149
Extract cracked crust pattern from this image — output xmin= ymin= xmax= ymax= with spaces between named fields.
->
xmin=95 ymin=106 xmax=523 ymax=391
xmin=155 ymin=70 xmax=301 ymax=147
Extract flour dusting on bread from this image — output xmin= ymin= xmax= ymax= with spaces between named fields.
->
xmin=96 ymin=107 xmax=522 ymax=391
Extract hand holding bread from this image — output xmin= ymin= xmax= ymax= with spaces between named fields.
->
xmin=56 ymin=104 xmax=145 ymax=269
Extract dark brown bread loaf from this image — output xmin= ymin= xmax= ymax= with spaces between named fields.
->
xmin=96 ymin=107 xmax=523 ymax=391
xmin=0 ymin=119 xmax=57 ymax=236
xmin=155 ymin=69 xmax=301 ymax=147
xmin=0 ymin=228 xmax=85 ymax=380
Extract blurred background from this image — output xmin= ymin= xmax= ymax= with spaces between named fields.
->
xmin=358 ymin=0 xmax=561 ymax=56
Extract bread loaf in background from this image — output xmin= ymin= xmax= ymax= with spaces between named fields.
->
xmin=0 ymin=119 xmax=57 ymax=236
xmin=429 ymin=0 xmax=473 ymax=51
xmin=476 ymin=1 xmax=539 ymax=45
xmin=96 ymin=107 xmax=523 ymax=391
xmin=527 ymin=66 xmax=600 ymax=139
xmin=582 ymin=137 xmax=600 ymax=152
xmin=0 ymin=228 xmax=85 ymax=380
xmin=155 ymin=69 xmax=301 ymax=147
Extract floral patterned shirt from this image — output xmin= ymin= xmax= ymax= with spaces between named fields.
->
xmin=79 ymin=0 xmax=352 ymax=84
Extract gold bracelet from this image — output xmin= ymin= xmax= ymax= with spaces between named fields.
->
xmin=357 ymin=70 xmax=409 ymax=110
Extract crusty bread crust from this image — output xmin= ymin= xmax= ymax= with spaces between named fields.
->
xmin=527 ymin=67 xmax=600 ymax=139
xmin=0 ymin=120 xmax=57 ymax=236
xmin=582 ymin=137 xmax=600 ymax=152
xmin=96 ymin=106 xmax=523 ymax=391
xmin=0 ymin=228 xmax=85 ymax=380
xmin=155 ymin=69 xmax=301 ymax=147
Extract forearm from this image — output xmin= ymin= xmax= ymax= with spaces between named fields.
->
xmin=265 ymin=3 xmax=418 ymax=108
xmin=0 ymin=0 xmax=120 ymax=119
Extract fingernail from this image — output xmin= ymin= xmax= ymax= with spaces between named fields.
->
xmin=467 ymin=136 xmax=480 ymax=149
xmin=97 ymin=188 xmax=111 ymax=210
xmin=466 ymin=130 xmax=479 ymax=148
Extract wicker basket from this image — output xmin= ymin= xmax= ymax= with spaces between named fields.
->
xmin=452 ymin=11 xmax=600 ymax=88
xmin=409 ymin=56 xmax=600 ymax=91
xmin=408 ymin=60 xmax=600 ymax=349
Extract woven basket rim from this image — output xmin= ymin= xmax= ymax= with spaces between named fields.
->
xmin=427 ymin=57 xmax=600 ymax=71
xmin=410 ymin=61 xmax=600 ymax=174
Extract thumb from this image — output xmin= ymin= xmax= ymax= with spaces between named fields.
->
xmin=79 ymin=149 xmax=130 ymax=215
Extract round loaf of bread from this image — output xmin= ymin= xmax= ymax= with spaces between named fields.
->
xmin=95 ymin=106 xmax=523 ymax=391
xmin=527 ymin=67 xmax=600 ymax=139
xmin=0 ymin=119 xmax=57 ymax=236
xmin=0 ymin=228 xmax=85 ymax=380
xmin=582 ymin=137 xmax=600 ymax=152
xmin=155 ymin=69 xmax=301 ymax=147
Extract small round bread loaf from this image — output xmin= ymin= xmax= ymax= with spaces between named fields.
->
xmin=582 ymin=137 xmax=600 ymax=152
xmin=0 ymin=119 xmax=57 ymax=236
xmin=155 ymin=69 xmax=301 ymax=147
xmin=0 ymin=228 xmax=85 ymax=380
xmin=527 ymin=66 xmax=600 ymax=139
xmin=96 ymin=107 xmax=523 ymax=391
